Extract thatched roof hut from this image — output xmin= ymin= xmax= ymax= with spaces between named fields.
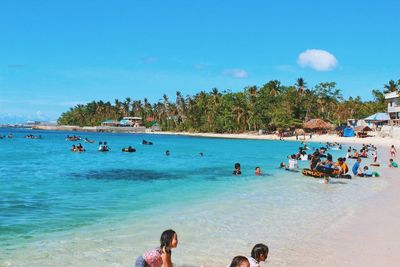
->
xmin=303 ymin=119 xmax=332 ymax=130
xmin=355 ymin=125 xmax=372 ymax=132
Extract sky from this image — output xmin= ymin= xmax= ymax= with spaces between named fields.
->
xmin=1 ymin=0 xmax=400 ymax=123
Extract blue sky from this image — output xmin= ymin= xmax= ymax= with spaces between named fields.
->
xmin=1 ymin=0 xmax=399 ymax=123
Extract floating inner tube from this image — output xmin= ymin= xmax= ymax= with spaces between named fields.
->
xmin=302 ymin=168 xmax=352 ymax=179
xmin=122 ymin=148 xmax=136 ymax=152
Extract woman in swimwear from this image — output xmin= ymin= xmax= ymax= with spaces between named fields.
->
xmin=135 ymin=229 xmax=178 ymax=267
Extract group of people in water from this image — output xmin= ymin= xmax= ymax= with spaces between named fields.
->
xmin=135 ymin=229 xmax=269 ymax=267
xmin=68 ymin=137 xmax=182 ymax=157
xmin=232 ymin=141 xmax=398 ymax=180
xmin=0 ymin=134 xmax=14 ymax=139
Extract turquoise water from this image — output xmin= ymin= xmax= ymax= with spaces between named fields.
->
xmin=0 ymin=129 xmax=387 ymax=266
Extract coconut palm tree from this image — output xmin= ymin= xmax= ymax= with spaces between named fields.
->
xmin=384 ymin=80 xmax=398 ymax=93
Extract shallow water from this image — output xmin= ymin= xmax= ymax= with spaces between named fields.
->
xmin=0 ymin=129 xmax=387 ymax=266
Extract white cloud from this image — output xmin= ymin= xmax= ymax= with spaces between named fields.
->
xmin=223 ymin=68 xmax=248 ymax=79
xmin=297 ymin=49 xmax=338 ymax=71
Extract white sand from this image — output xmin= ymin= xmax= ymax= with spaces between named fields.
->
xmin=149 ymin=131 xmax=400 ymax=266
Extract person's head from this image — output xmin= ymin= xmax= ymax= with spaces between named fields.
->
xmin=160 ymin=229 xmax=178 ymax=252
xmin=327 ymin=154 xmax=333 ymax=161
xmin=280 ymin=162 xmax=285 ymax=168
xmin=104 ymin=142 xmax=107 ymax=145
xmin=234 ymin=163 xmax=241 ymax=170
xmin=338 ymin=157 xmax=343 ymax=163
xmin=72 ymin=145 xmax=76 ymax=148
xmin=229 ymin=256 xmax=250 ymax=267
xmin=347 ymin=148 xmax=351 ymax=152
xmin=199 ymin=152 xmax=203 ymax=157
xmin=128 ymin=146 xmax=132 ymax=149
xmin=99 ymin=142 xmax=102 ymax=145
xmin=255 ymin=167 xmax=261 ymax=174
xmin=166 ymin=150 xmax=170 ymax=156
xmin=390 ymin=158 xmax=394 ymax=163
xmin=291 ymin=154 xmax=296 ymax=159
xmin=392 ymin=145 xmax=394 ymax=148
xmin=251 ymin=243 xmax=269 ymax=262
xmin=357 ymin=157 xmax=362 ymax=163
xmin=363 ymin=166 xmax=369 ymax=170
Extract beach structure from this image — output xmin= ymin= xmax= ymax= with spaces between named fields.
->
xmin=385 ymin=91 xmax=400 ymax=126
xmin=101 ymin=119 xmax=120 ymax=127
xmin=354 ymin=125 xmax=372 ymax=138
xmin=120 ymin=116 xmax=142 ymax=127
xmin=364 ymin=112 xmax=390 ymax=129
xmin=303 ymin=119 xmax=332 ymax=134
xmin=101 ymin=117 xmax=142 ymax=127
xmin=342 ymin=127 xmax=355 ymax=137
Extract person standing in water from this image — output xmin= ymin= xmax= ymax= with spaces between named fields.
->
xmin=135 ymin=229 xmax=178 ymax=267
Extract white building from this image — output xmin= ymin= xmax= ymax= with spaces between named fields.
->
xmin=385 ymin=91 xmax=400 ymax=126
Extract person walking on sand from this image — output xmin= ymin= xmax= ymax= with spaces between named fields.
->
xmin=373 ymin=148 xmax=378 ymax=163
xmin=390 ymin=145 xmax=397 ymax=158
xmin=135 ymin=229 xmax=178 ymax=267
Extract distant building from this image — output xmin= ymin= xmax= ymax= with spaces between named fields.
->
xmin=101 ymin=119 xmax=120 ymax=127
xmin=120 ymin=117 xmax=142 ymax=127
xmin=385 ymin=91 xmax=400 ymax=126
xmin=101 ymin=117 xmax=142 ymax=127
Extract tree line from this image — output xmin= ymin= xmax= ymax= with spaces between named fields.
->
xmin=58 ymin=78 xmax=399 ymax=132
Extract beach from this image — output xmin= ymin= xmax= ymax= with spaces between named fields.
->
xmin=1 ymin=129 xmax=399 ymax=267
xmin=147 ymin=131 xmax=400 ymax=266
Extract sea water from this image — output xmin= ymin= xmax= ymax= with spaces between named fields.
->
xmin=0 ymin=129 xmax=387 ymax=266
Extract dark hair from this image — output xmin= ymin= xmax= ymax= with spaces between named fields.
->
xmin=327 ymin=154 xmax=333 ymax=161
xmin=251 ymin=243 xmax=269 ymax=262
xmin=234 ymin=163 xmax=241 ymax=169
xmin=160 ymin=229 xmax=176 ymax=254
xmin=255 ymin=166 xmax=260 ymax=170
xmin=229 ymin=256 xmax=249 ymax=267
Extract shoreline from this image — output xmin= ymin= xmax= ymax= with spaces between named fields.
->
xmin=148 ymin=131 xmax=400 ymax=147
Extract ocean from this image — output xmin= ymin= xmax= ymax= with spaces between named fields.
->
xmin=0 ymin=128 xmax=387 ymax=266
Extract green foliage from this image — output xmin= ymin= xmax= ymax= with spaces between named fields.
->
xmin=58 ymin=79 xmax=393 ymax=132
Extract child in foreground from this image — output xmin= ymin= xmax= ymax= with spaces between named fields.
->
xmin=248 ymin=243 xmax=269 ymax=267
xmin=229 ymin=256 xmax=250 ymax=267
xmin=135 ymin=229 xmax=178 ymax=267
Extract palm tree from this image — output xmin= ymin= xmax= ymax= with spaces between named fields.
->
xmin=295 ymin=77 xmax=306 ymax=96
xmin=123 ymin=97 xmax=131 ymax=116
xmin=384 ymin=80 xmax=398 ymax=93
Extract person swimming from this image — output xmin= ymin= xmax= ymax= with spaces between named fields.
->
xmin=122 ymin=146 xmax=136 ymax=152
xmin=255 ymin=166 xmax=262 ymax=176
xmin=233 ymin=163 xmax=241 ymax=175
xmin=76 ymin=143 xmax=85 ymax=152
xmin=142 ymin=139 xmax=153 ymax=145
xmin=165 ymin=150 xmax=170 ymax=156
